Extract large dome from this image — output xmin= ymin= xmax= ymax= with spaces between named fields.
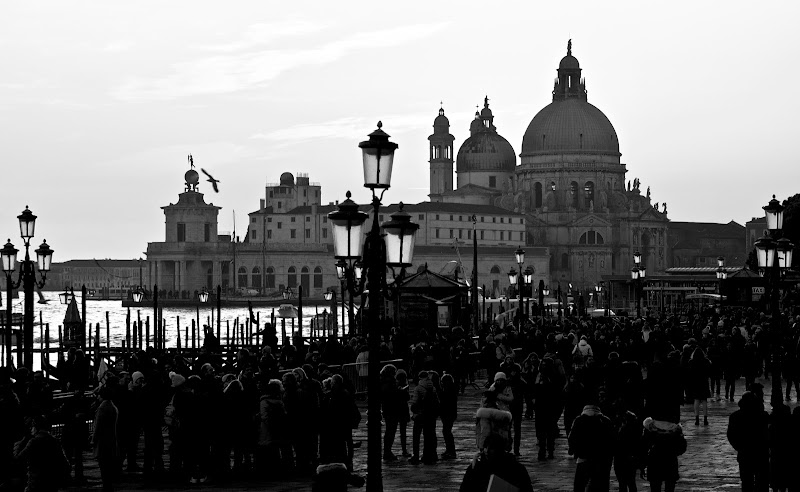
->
xmin=456 ymin=131 xmax=516 ymax=173
xmin=521 ymin=98 xmax=619 ymax=156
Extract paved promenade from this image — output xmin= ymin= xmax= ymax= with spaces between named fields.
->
xmin=66 ymin=377 xmax=789 ymax=491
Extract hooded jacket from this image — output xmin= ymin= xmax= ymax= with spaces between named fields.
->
xmin=568 ymin=405 xmax=614 ymax=463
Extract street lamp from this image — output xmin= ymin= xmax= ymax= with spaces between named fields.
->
xmin=59 ymin=287 xmax=75 ymax=305
xmin=328 ymin=123 xmax=418 ymax=492
xmin=716 ymin=257 xmax=727 ymax=303
xmin=198 ymin=287 xmax=209 ymax=304
xmin=512 ymin=247 xmax=526 ymax=327
xmin=754 ymin=195 xmax=794 ymax=402
xmin=631 ymin=251 xmax=646 ymax=318
xmin=131 ymin=286 xmax=145 ymax=304
xmin=1 ymin=207 xmax=54 ymax=369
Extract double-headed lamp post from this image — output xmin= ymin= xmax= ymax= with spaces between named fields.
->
xmin=328 ymin=123 xmax=419 ymax=492
xmin=754 ymin=195 xmax=794 ymax=402
xmin=1 ymin=207 xmax=54 ymax=370
xmin=631 ymin=251 xmax=646 ymax=318
xmin=508 ymin=247 xmax=527 ymax=327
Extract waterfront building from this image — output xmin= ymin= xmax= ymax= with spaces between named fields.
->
xmin=49 ymin=259 xmax=150 ymax=299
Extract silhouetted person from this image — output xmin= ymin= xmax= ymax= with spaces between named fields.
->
xmin=727 ymin=391 xmax=769 ymax=492
xmin=459 ymin=432 xmax=533 ymax=492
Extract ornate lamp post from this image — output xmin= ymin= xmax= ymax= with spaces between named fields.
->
xmin=523 ymin=266 xmax=533 ymax=320
xmin=755 ymin=195 xmax=794 ymax=401
xmin=328 ymin=123 xmax=418 ymax=491
xmin=716 ymin=256 xmax=727 ymax=305
xmin=542 ymin=285 xmax=550 ymax=318
xmin=631 ymin=251 xmax=646 ymax=318
xmin=1 ymin=207 xmax=54 ymax=369
xmin=511 ymin=247 xmax=526 ymax=327
xmin=323 ymin=289 xmax=337 ymax=336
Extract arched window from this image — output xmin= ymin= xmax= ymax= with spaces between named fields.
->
xmin=313 ymin=266 xmax=323 ymax=288
xmin=238 ymin=266 xmax=248 ymax=288
xmin=301 ymin=266 xmax=310 ymax=293
xmin=570 ymin=181 xmax=579 ymax=208
xmin=561 ymin=253 xmax=569 ymax=269
xmin=584 ymin=181 xmax=594 ymax=208
xmin=490 ymin=265 xmax=501 ymax=274
xmin=579 ymin=231 xmax=605 ymax=245
xmin=252 ymin=266 xmax=261 ymax=290
xmin=534 ymin=182 xmax=543 ymax=208
xmin=266 ymin=266 xmax=275 ymax=288
xmin=287 ymin=266 xmax=297 ymax=288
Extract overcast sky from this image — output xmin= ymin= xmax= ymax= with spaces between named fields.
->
xmin=2 ymin=1 xmax=799 ymax=261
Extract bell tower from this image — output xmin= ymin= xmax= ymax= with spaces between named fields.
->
xmin=429 ymin=105 xmax=455 ymax=202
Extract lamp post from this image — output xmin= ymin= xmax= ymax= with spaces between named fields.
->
xmin=542 ymin=285 xmax=550 ymax=318
xmin=631 ymin=251 xmax=646 ymax=318
xmin=514 ymin=247 xmax=525 ymax=327
xmin=328 ymin=123 xmax=418 ymax=492
xmin=754 ymin=195 xmax=794 ymax=402
xmin=556 ymin=284 xmax=562 ymax=319
xmin=0 ymin=207 xmax=54 ymax=370
xmin=324 ymin=289 xmax=336 ymax=337
xmin=716 ymin=256 xmax=727 ymax=305
xmin=523 ymin=266 xmax=533 ymax=321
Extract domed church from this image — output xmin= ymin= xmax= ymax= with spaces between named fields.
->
xmin=430 ymin=41 xmax=669 ymax=289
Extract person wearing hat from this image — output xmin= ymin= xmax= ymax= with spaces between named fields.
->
xmin=489 ymin=372 xmax=514 ymax=413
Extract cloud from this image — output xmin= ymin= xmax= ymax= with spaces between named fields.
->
xmin=111 ymin=22 xmax=450 ymax=102
xmin=251 ymin=108 xmax=475 ymax=147
xmin=200 ymin=19 xmax=332 ymax=52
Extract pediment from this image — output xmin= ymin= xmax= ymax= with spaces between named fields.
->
xmin=566 ymin=213 xmax=613 ymax=228
xmin=637 ymin=207 xmax=669 ymax=222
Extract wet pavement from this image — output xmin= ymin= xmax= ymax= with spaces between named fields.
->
xmin=65 ymin=377 xmax=791 ymax=491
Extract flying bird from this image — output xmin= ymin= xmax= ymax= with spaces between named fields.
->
xmin=201 ymin=168 xmax=220 ymax=193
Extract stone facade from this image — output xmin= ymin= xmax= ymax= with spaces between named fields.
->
xmin=432 ymin=42 xmax=669 ymax=292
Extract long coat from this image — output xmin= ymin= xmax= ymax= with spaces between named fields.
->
xmin=92 ymin=399 xmax=119 ymax=461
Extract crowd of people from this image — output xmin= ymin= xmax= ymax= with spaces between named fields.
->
xmin=0 ymin=305 xmax=799 ymax=491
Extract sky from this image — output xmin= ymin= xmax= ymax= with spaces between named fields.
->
xmin=1 ymin=1 xmax=799 ymax=261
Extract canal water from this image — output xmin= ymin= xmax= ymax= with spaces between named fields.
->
xmin=2 ymin=291 xmax=350 ymax=371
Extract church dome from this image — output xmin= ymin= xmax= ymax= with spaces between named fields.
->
xmin=559 ymin=54 xmax=580 ymax=69
xmin=521 ymin=98 xmax=619 ymax=156
xmin=456 ymin=130 xmax=516 ymax=173
xmin=279 ymin=172 xmax=295 ymax=186
xmin=521 ymin=42 xmax=619 ymax=157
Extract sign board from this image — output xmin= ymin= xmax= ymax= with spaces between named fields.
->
xmin=752 ymin=287 xmax=765 ymax=295
xmin=437 ymin=304 xmax=451 ymax=328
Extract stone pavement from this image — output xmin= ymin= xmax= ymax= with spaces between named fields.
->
xmin=65 ymin=377 xmax=791 ymax=491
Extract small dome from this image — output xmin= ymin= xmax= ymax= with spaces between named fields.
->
xmin=279 ymin=172 xmax=295 ymax=186
xmin=456 ymin=131 xmax=516 ymax=173
xmin=559 ymin=54 xmax=580 ymax=69
xmin=185 ymin=169 xmax=199 ymax=186
xmin=480 ymin=106 xmax=493 ymax=120
xmin=433 ymin=107 xmax=449 ymax=129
